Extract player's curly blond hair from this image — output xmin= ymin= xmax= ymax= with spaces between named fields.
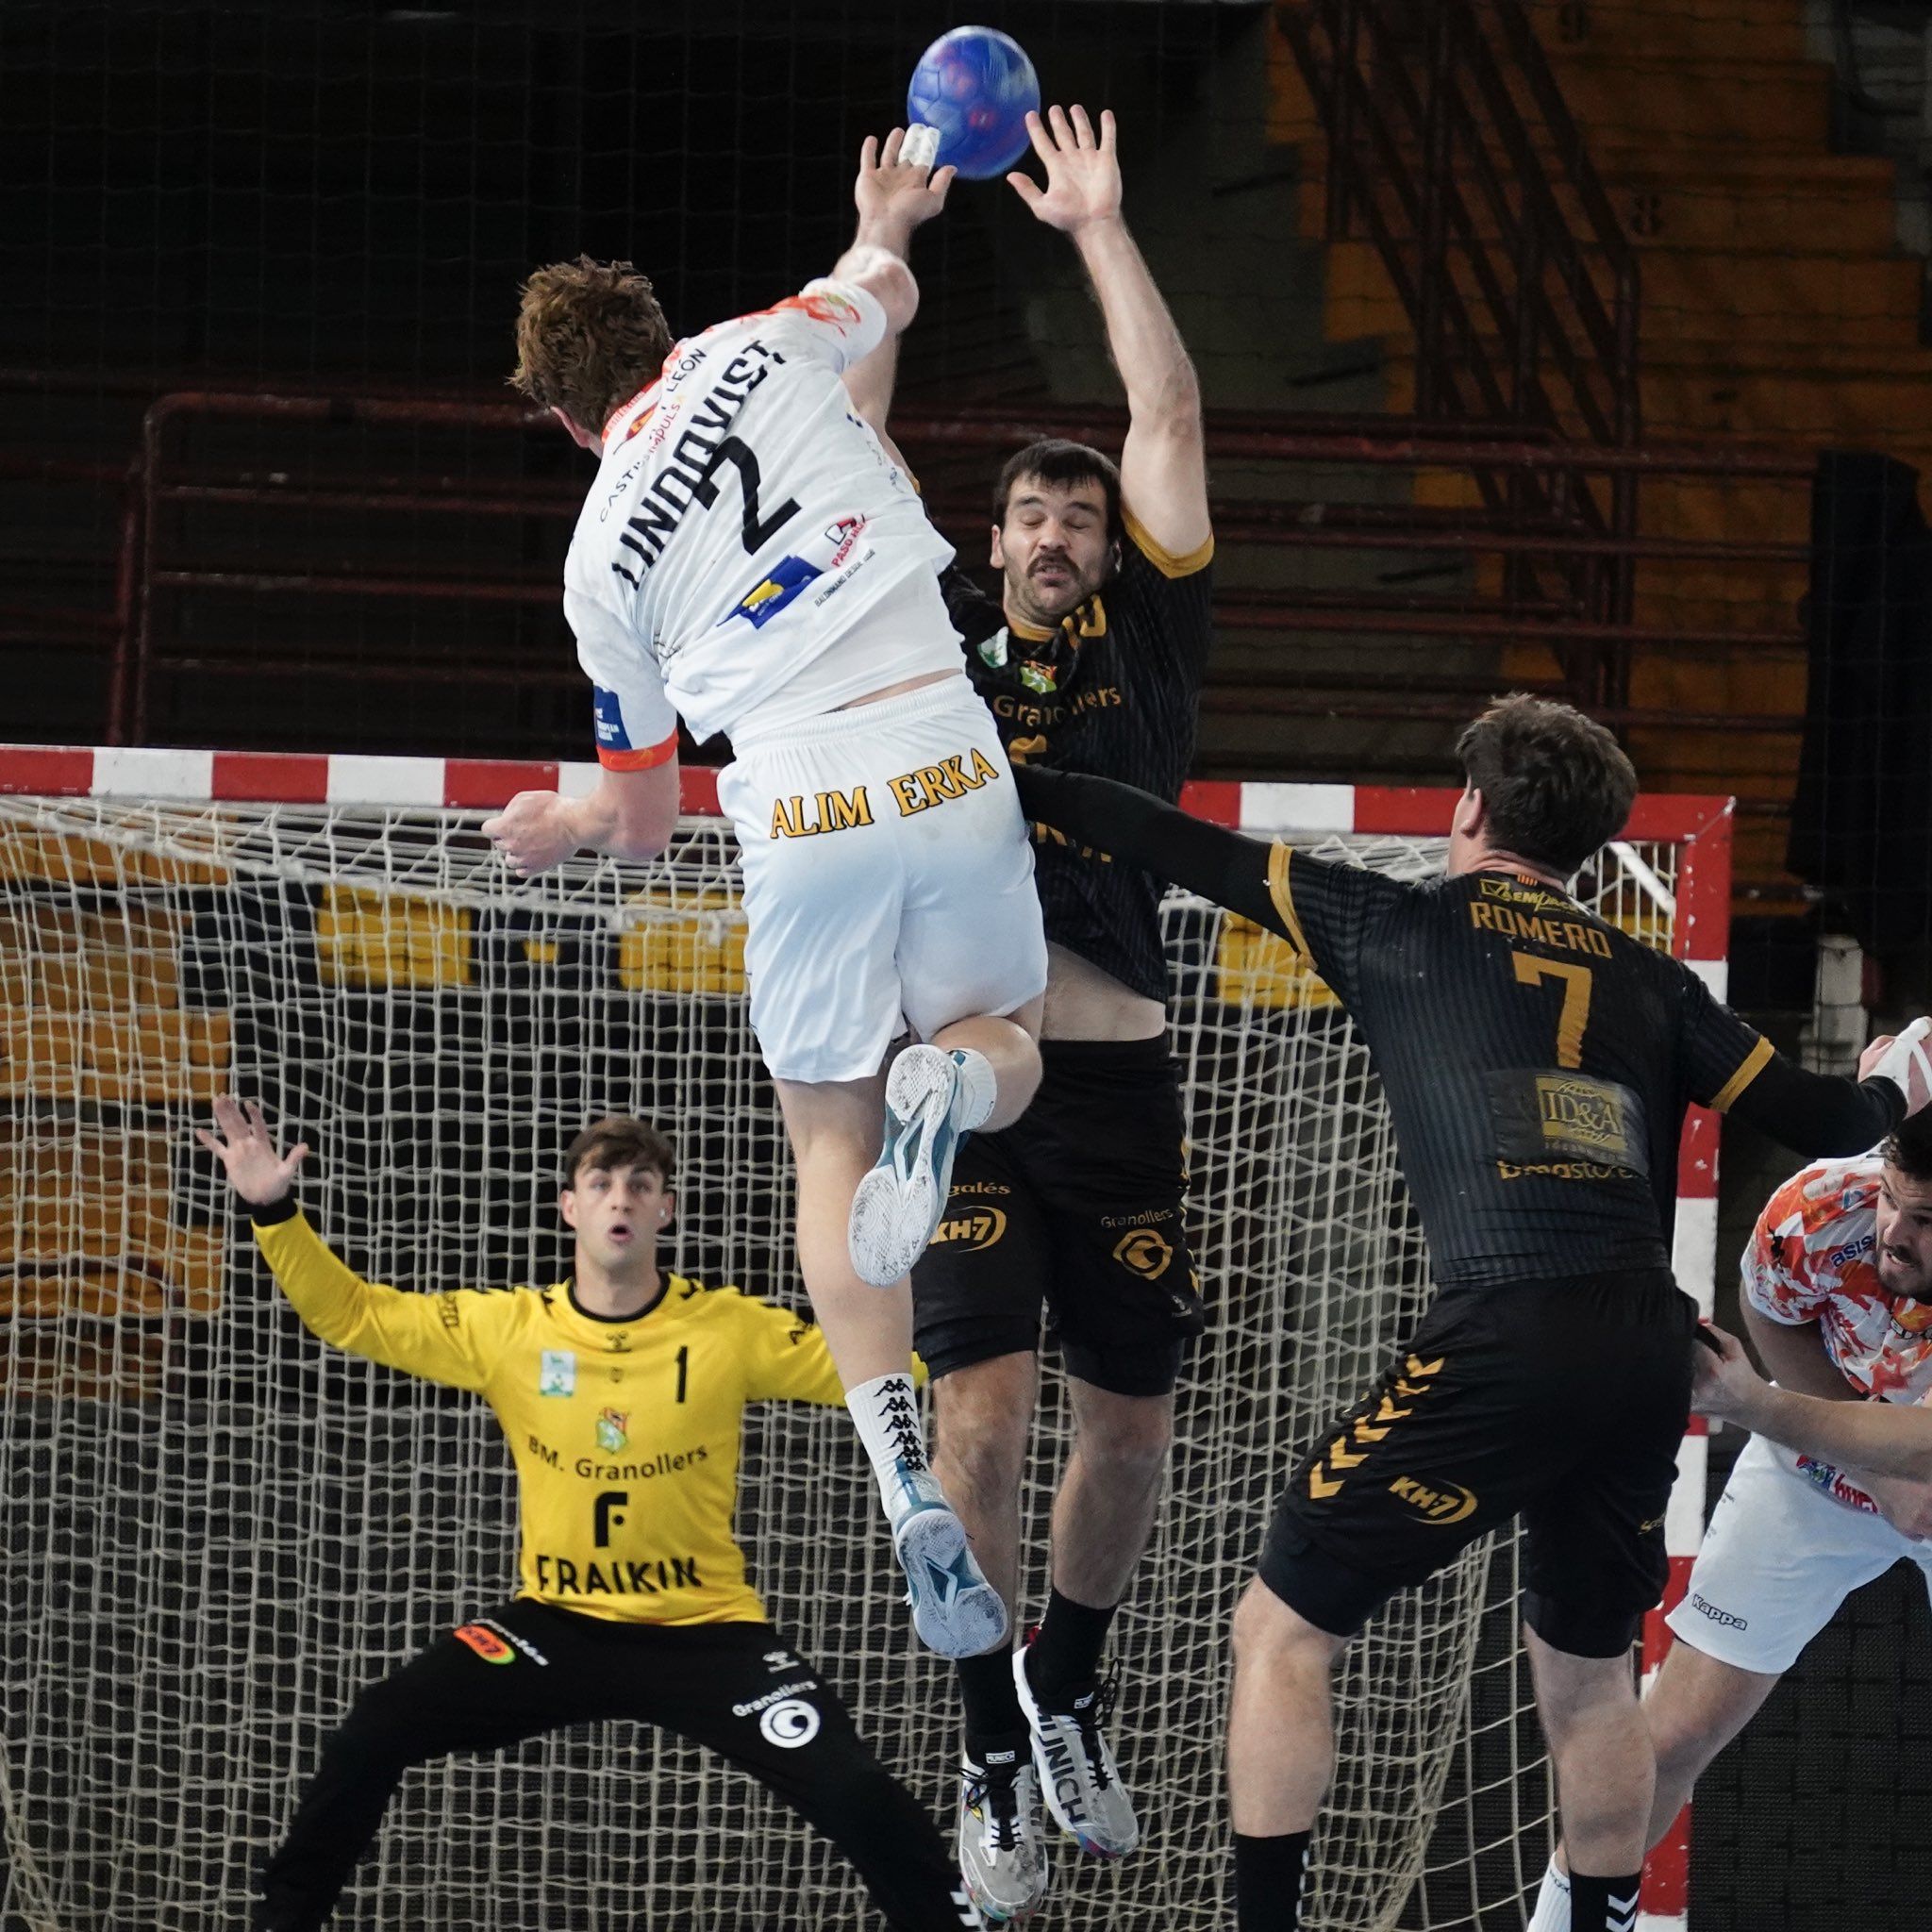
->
xmin=510 ymin=256 xmax=674 ymax=436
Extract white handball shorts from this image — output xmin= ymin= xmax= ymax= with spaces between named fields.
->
xmin=1666 ymin=1427 xmax=1932 ymax=1675
xmin=717 ymin=674 xmax=1048 ymax=1085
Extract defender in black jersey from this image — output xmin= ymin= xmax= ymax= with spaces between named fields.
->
xmin=1013 ymin=696 xmax=1931 ymax=1932
xmin=844 ymin=103 xmax=1211 ymax=1921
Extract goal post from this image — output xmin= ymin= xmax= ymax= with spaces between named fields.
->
xmin=0 ymin=745 xmax=1732 ymax=1932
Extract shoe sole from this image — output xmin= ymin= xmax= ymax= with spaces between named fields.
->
xmin=962 ymin=1885 xmax=1043 ymax=1927
xmin=1012 ymin=1652 xmax=1141 ymax=1859
xmin=849 ymin=1046 xmax=960 ymax=1288
xmin=895 ymin=1503 xmax=1009 ymax=1658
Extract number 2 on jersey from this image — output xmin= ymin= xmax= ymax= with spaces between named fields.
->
xmin=693 ymin=436 xmax=800 ymax=554
xmin=1511 ymin=952 xmax=1593 ymax=1068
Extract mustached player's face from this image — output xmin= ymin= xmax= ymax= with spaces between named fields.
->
xmin=561 ymin=1161 xmax=673 ymax=1273
xmin=1875 ymin=1167 xmax=1932 ymax=1299
xmin=991 ymin=475 xmax=1115 ymax=626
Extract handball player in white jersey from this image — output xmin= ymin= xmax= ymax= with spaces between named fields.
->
xmin=489 ymin=131 xmax=1048 ymax=1659
xmin=1530 ymin=1091 xmax=1932 ymax=1931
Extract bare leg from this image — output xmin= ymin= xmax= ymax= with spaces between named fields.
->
xmin=1051 ymin=1380 xmax=1174 ymax=1607
xmin=1226 ymin=1576 xmax=1345 ymax=1835
xmin=1525 ymin=1627 xmax=1653 ymax=1877
xmin=774 ymin=1071 xmax=908 ymax=1388
xmin=1550 ymin=1639 xmax=1781 ymax=1877
xmin=933 ymin=994 xmax=1044 ymax=1131
xmin=932 ymin=1353 xmax=1039 ymax=1616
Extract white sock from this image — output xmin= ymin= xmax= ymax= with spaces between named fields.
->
xmin=1526 ymin=1857 xmax=1571 ymax=1932
xmin=945 ymin=1046 xmax=996 ymax=1131
xmin=845 ymin=1372 xmax=929 ymax=1500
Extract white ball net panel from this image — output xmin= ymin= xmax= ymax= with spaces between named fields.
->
xmin=0 ymin=792 xmax=1691 ymax=1932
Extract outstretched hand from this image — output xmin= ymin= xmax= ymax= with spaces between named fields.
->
xmin=196 ymin=1095 xmax=308 ymax=1208
xmin=1007 ymin=105 xmax=1122 ymax=234
xmin=853 ymin=127 xmax=955 ymax=244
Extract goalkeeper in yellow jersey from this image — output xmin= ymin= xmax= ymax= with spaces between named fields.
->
xmin=198 ymin=1097 xmax=979 ymax=1932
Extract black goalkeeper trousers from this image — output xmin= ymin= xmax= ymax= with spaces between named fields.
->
xmin=258 ymin=1602 xmax=974 ymax=1932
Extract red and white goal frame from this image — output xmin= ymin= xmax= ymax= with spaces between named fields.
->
xmin=0 ymin=743 xmax=1732 ymax=1929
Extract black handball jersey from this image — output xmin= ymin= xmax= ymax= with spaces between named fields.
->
xmin=1264 ymin=856 xmax=1771 ymax=1287
xmin=941 ymin=510 xmax=1213 ymax=1004
xmin=1009 ymin=764 xmax=1909 ymax=1296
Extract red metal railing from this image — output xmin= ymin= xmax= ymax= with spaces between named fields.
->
xmin=1276 ymin=0 xmax=1643 ymax=652
xmin=112 ymin=387 xmax=1810 ymax=747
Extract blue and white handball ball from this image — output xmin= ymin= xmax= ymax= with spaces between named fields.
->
xmin=906 ymin=25 xmax=1041 ymax=181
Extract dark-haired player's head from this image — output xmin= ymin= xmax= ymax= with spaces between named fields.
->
xmin=1449 ymin=693 xmax=1639 ymax=881
xmin=558 ymin=1116 xmax=676 ymax=1278
xmin=990 ymin=438 xmax=1123 ymax=629
xmin=511 ymin=257 xmax=675 ymax=452
xmin=1877 ymin=1111 xmax=1932 ymax=1299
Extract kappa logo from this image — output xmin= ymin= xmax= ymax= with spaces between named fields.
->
xmin=1112 ymin=1228 xmax=1174 ymax=1281
xmin=1388 ymin=1475 xmax=1478 ymax=1524
xmin=539 ymin=1349 xmax=576 ymax=1397
xmin=596 ymin=1408 xmax=628 ymax=1454
xmin=928 ymin=1208 xmax=1007 ymax=1252
xmin=1690 ymin=1593 xmax=1748 ymax=1631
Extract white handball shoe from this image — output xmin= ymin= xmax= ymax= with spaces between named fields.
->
xmin=886 ymin=1459 xmax=1009 ymax=1659
xmin=1013 ymin=1644 xmax=1140 ymax=1860
xmin=957 ymin=1744 xmax=1051 ymax=1925
xmin=849 ymin=1045 xmax=994 ymax=1288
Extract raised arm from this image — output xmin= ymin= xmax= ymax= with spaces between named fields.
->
xmin=828 ymin=128 xmax=955 ymax=341
xmin=1008 ymin=106 xmax=1209 ymax=559
xmin=1719 ymin=1021 xmax=1930 ymax=1158
xmin=198 ymin=1097 xmax=490 ymax=1391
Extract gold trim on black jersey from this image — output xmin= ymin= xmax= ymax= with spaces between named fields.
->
xmin=1267 ymin=843 xmax=1313 ymax=961
xmin=1711 ymin=1034 xmax=1776 ymax=1113
xmin=1122 ymin=508 xmax=1214 ymax=579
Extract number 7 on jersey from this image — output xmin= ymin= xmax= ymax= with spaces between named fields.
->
xmin=1511 ymin=952 xmax=1593 ymax=1069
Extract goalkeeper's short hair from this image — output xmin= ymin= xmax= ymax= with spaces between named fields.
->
xmin=562 ymin=1117 xmax=676 ymax=1190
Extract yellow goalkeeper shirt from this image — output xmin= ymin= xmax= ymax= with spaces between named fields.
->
xmin=254 ymin=1207 xmax=846 ymax=1626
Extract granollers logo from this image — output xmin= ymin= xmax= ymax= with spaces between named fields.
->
xmin=1112 ymin=1228 xmax=1174 ymax=1280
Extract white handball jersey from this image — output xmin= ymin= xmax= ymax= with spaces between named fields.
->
xmin=563 ymin=278 xmax=956 ymax=761
xmin=1744 ymin=1157 xmax=1932 ymax=1406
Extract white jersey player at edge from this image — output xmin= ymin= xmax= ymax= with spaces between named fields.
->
xmin=489 ymin=130 xmax=1048 ymax=1661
